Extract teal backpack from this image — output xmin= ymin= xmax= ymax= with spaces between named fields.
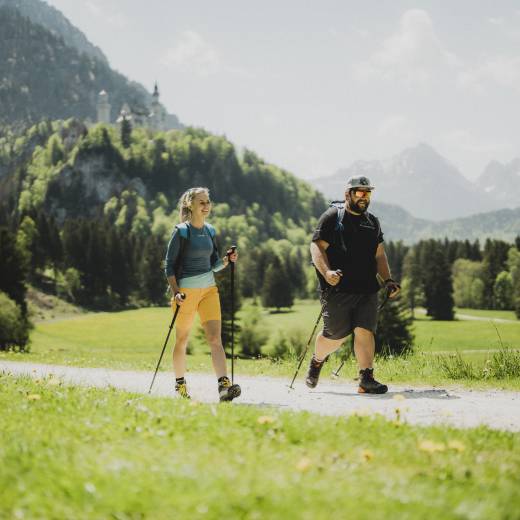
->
xmin=173 ymin=222 xmax=219 ymax=280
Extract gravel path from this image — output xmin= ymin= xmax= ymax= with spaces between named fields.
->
xmin=2 ymin=361 xmax=520 ymax=432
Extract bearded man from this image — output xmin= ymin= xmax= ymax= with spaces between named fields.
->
xmin=306 ymin=176 xmax=401 ymax=394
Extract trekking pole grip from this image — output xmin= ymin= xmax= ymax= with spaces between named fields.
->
xmin=174 ymin=292 xmax=186 ymax=305
xmin=227 ymin=245 xmax=237 ymax=260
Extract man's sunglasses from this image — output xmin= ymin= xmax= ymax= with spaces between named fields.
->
xmin=353 ymin=189 xmax=372 ymax=198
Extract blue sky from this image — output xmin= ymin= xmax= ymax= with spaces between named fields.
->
xmin=45 ymin=0 xmax=520 ymax=181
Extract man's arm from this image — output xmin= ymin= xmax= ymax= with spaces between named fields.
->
xmin=310 ymin=240 xmax=341 ymax=286
xmin=375 ymin=243 xmax=400 ymax=298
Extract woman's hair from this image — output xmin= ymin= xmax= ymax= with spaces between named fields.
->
xmin=178 ymin=187 xmax=209 ymax=222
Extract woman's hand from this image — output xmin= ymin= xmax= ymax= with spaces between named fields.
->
xmin=223 ymin=248 xmax=238 ymax=266
xmin=171 ymin=292 xmax=186 ymax=306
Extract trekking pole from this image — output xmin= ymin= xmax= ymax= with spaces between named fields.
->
xmin=148 ymin=292 xmax=185 ymax=394
xmin=228 ymin=245 xmax=237 ymax=384
xmin=331 ymin=359 xmax=345 ymax=379
xmin=289 ymin=269 xmax=342 ymax=389
xmin=288 ymin=304 xmax=325 ymax=390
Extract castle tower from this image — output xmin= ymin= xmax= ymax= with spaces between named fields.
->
xmin=96 ymin=90 xmax=111 ymax=124
xmin=149 ymin=82 xmax=166 ymax=131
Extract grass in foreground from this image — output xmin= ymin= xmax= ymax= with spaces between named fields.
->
xmin=1 ymin=374 xmax=519 ymax=519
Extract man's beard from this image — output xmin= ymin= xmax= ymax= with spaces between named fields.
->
xmin=350 ymin=199 xmax=370 ymax=213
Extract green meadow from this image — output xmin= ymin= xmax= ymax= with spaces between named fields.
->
xmin=1 ymin=374 xmax=519 ymax=520
xmin=1 ymin=300 xmax=520 ymax=389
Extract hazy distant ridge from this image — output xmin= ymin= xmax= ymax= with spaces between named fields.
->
xmin=314 ymin=143 xmax=520 ymax=222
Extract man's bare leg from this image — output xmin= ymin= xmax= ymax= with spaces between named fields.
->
xmin=306 ymin=332 xmax=345 ymax=388
xmin=315 ymin=332 xmax=345 ymax=361
xmin=353 ymin=327 xmax=375 ymax=369
xmin=353 ymin=326 xmax=388 ymax=394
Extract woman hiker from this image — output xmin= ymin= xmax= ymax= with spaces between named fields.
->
xmin=164 ymin=187 xmax=241 ymax=402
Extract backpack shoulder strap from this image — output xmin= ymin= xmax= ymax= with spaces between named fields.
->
xmin=204 ymin=223 xmax=216 ymax=239
xmin=329 ymin=201 xmax=345 ymax=232
xmin=365 ymin=212 xmax=381 ymax=236
xmin=175 ymin=222 xmax=190 ymax=239
xmin=328 ymin=201 xmax=348 ymax=253
xmin=336 ymin=206 xmax=345 ymax=232
xmin=173 ymin=223 xmax=190 ymax=280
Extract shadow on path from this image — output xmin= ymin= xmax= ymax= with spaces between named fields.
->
xmin=313 ymin=389 xmax=459 ymax=400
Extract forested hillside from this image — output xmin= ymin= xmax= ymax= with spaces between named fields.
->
xmin=0 ymin=6 xmax=180 ymax=128
xmin=0 ymin=119 xmax=326 ymax=320
xmin=0 ymin=0 xmax=108 ymax=63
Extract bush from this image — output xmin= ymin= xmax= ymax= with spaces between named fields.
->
xmin=486 ymin=347 xmax=520 ymax=379
xmin=271 ymin=327 xmax=307 ymax=360
xmin=0 ymin=291 xmax=31 ymax=351
xmin=436 ymin=351 xmax=476 ymax=380
xmin=57 ymin=267 xmax=82 ymax=302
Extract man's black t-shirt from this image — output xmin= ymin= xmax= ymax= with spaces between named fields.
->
xmin=312 ymin=207 xmax=384 ymax=294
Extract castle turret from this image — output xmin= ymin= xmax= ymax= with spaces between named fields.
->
xmin=149 ymin=82 xmax=167 ymax=131
xmin=96 ymin=90 xmax=111 ymax=124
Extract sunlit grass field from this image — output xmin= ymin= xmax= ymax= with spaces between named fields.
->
xmin=1 ymin=300 xmax=519 ymax=389
xmin=1 ymin=374 xmax=519 ymax=519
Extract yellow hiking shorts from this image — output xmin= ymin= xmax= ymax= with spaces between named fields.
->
xmin=171 ymin=286 xmax=221 ymax=330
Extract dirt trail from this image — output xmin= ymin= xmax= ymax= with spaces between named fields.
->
xmin=2 ymin=361 xmax=519 ymax=432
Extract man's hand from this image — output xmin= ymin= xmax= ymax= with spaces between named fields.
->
xmin=385 ymin=279 xmax=401 ymax=299
xmin=325 ymin=269 xmax=342 ymax=286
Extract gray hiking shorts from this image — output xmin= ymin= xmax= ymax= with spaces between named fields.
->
xmin=321 ymin=291 xmax=378 ymax=340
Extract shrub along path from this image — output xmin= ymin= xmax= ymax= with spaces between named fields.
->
xmin=2 ymin=360 xmax=519 ymax=432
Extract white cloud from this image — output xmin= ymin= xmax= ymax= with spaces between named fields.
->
xmin=352 ymin=9 xmax=459 ymax=87
xmin=488 ymin=17 xmax=505 ymax=25
xmin=437 ymin=129 xmax=516 ymax=177
xmin=440 ymin=130 xmax=510 ymax=155
xmin=458 ymin=55 xmax=520 ymax=91
xmin=377 ymin=114 xmax=417 ymax=144
xmin=85 ymin=1 xmax=129 ymax=28
xmin=161 ymin=31 xmax=220 ymax=76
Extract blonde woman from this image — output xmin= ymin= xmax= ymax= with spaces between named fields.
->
xmin=164 ymin=187 xmax=241 ymax=401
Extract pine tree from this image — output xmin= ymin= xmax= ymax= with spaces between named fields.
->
xmin=402 ymin=247 xmax=423 ymax=317
xmin=375 ymin=295 xmax=414 ymax=355
xmin=139 ymin=235 xmax=166 ymax=304
xmin=120 ymin=116 xmax=132 ymax=149
xmin=0 ymin=227 xmax=29 ymax=316
xmin=493 ymin=271 xmax=513 ymax=310
xmin=482 ymin=239 xmax=510 ymax=309
xmin=423 ymin=244 xmax=454 ymax=320
xmin=215 ymin=262 xmax=242 ymax=352
xmin=261 ymin=256 xmax=294 ymax=311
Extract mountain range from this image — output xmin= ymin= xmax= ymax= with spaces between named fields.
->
xmin=313 ymin=143 xmax=520 ymax=222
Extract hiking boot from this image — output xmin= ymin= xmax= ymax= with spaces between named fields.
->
xmin=218 ymin=377 xmax=241 ymax=402
xmin=175 ymin=380 xmax=191 ymax=399
xmin=305 ymin=355 xmax=326 ymax=388
xmin=358 ymin=368 xmax=388 ymax=394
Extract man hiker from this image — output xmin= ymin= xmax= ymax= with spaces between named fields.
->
xmin=307 ymin=176 xmax=400 ymax=394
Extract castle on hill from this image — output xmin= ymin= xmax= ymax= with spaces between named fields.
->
xmin=95 ymin=83 xmax=167 ymax=131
